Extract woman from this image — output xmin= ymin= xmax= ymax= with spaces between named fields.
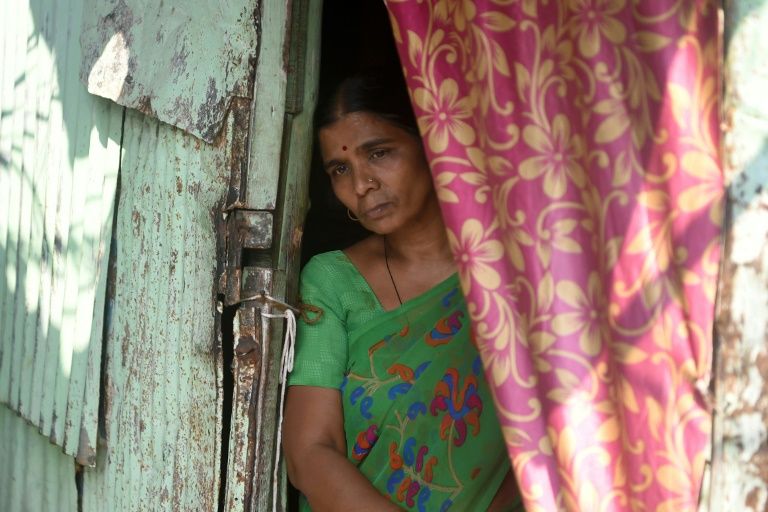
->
xmin=283 ymin=71 xmax=521 ymax=512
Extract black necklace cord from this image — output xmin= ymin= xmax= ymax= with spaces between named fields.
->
xmin=383 ymin=236 xmax=404 ymax=306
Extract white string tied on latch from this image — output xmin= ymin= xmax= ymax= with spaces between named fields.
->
xmin=253 ymin=293 xmax=297 ymax=512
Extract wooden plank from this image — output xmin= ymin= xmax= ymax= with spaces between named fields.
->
xmin=224 ymin=270 xmax=272 ymax=512
xmin=0 ymin=0 xmax=27 ymax=406
xmin=16 ymin=0 xmax=44 ymax=420
xmin=79 ymin=106 xmax=123 ymax=465
xmin=7 ymin=0 xmax=29 ymax=409
xmin=25 ymin=0 xmax=60 ymax=427
xmin=50 ymin=18 xmax=94 ymax=444
xmin=274 ymin=0 xmax=321 ymax=279
xmin=244 ymin=0 xmax=290 ymax=209
xmin=37 ymin=0 xmax=81 ymax=439
xmin=0 ymin=4 xmax=13 ymax=410
xmin=63 ymin=98 xmax=122 ymax=462
xmin=222 ymin=1 xmax=319 ymax=509
xmin=250 ymin=1 xmax=321 ymax=509
xmin=29 ymin=0 xmax=68 ymax=428
xmin=82 ymin=108 xmax=228 ymax=511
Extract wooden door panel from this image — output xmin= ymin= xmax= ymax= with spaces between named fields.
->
xmin=220 ymin=0 xmax=320 ymax=510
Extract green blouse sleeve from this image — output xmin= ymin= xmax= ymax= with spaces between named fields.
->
xmin=288 ymin=254 xmax=349 ymax=389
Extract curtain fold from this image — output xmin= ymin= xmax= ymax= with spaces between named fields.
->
xmin=385 ymin=1 xmax=721 ymax=510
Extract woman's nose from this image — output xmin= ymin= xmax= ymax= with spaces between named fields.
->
xmin=352 ymin=168 xmax=379 ymax=195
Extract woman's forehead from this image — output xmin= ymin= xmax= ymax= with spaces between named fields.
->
xmin=320 ymin=112 xmax=411 ymax=147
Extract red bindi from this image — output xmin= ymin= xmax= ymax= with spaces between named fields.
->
xmin=342 ymin=145 xmax=347 ymax=151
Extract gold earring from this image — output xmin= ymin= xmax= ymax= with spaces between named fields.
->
xmin=347 ymin=209 xmax=359 ymax=222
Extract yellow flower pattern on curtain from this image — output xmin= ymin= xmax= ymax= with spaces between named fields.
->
xmin=385 ymin=1 xmax=721 ymax=510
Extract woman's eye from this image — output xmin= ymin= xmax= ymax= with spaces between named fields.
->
xmin=332 ymin=164 xmax=349 ymax=176
xmin=370 ymin=149 xmax=389 ymax=160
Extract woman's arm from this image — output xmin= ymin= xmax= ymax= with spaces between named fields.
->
xmin=487 ymin=470 xmax=520 ymax=512
xmin=283 ymin=386 xmax=401 ymax=512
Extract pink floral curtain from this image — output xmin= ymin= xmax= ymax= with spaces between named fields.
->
xmin=384 ymin=1 xmax=722 ymax=510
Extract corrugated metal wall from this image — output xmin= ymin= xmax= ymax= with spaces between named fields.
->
xmin=0 ymin=0 xmax=123 ymax=465
xmin=0 ymin=406 xmax=77 ymax=512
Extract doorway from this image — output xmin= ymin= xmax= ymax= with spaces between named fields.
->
xmin=300 ymin=0 xmax=402 ymax=266
xmin=287 ymin=2 xmax=402 ymax=509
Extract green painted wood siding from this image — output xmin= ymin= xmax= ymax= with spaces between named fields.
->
xmin=81 ymin=107 xmax=230 ymax=511
xmin=245 ymin=0 xmax=289 ymax=210
xmin=80 ymin=0 xmax=257 ymax=143
xmin=0 ymin=0 xmax=123 ymax=464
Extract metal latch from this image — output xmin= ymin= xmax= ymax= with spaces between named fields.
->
xmin=219 ymin=209 xmax=273 ymax=305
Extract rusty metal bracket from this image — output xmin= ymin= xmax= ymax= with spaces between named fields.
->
xmin=224 ymin=266 xmax=291 ymax=512
xmin=219 ymin=210 xmax=273 ymax=305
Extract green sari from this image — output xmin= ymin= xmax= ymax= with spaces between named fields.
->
xmin=289 ymin=251 xmax=516 ymax=511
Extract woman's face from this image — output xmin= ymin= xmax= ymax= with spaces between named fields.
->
xmin=319 ymin=111 xmax=437 ymax=235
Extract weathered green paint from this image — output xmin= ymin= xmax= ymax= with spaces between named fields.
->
xmin=0 ymin=406 xmax=77 ymax=512
xmin=275 ymin=0 xmax=321 ymax=286
xmin=2 ymin=0 xmax=321 ymax=509
xmin=0 ymin=0 xmax=123 ymax=464
xmin=711 ymin=0 xmax=768 ymax=509
xmin=256 ymin=0 xmax=321 ymax=508
xmin=80 ymin=106 xmax=233 ymax=511
xmin=224 ymin=268 xmax=273 ymax=512
xmin=244 ymin=0 xmax=290 ymax=210
xmin=80 ymin=0 xmax=258 ymax=143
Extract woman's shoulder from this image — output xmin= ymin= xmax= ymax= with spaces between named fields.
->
xmin=301 ymin=242 xmax=383 ymax=331
xmin=303 ymin=249 xmax=348 ymax=270
xmin=338 ymin=235 xmax=381 ymax=274
xmin=303 ymin=236 xmax=381 ymax=278
xmin=301 ymin=249 xmax=359 ymax=287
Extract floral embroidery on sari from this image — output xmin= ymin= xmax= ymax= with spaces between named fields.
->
xmin=341 ymin=277 xmax=510 ymax=511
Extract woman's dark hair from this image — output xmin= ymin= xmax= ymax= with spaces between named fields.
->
xmin=315 ymin=68 xmax=419 ymax=137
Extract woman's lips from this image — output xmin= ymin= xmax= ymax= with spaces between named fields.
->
xmin=362 ymin=202 xmax=393 ymax=220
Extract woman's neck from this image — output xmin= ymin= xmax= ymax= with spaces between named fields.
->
xmin=382 ymin=201 xmax=452 ymax=266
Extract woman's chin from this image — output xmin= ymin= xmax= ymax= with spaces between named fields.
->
xmin=360 ymin=213 xmax=397 ymax=234
xmin=361 ymin=224 xmax=391 ymax=236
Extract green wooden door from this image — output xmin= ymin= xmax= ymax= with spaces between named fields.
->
xmin=218 ymin=1 xmax=320 ymax=510
xmin=79 ymin=0 xmax=321 ymax=507
xmin=77 ymin=0 xmax=260 ymax=509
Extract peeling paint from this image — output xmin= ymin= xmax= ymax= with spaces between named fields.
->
xmin=710 ymin=0 xmax=768 ymax=510
xmin=81 ymin=108 xmax=233 ymax=510
xmin=80 ymin=0 xmax=258 ymax=142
